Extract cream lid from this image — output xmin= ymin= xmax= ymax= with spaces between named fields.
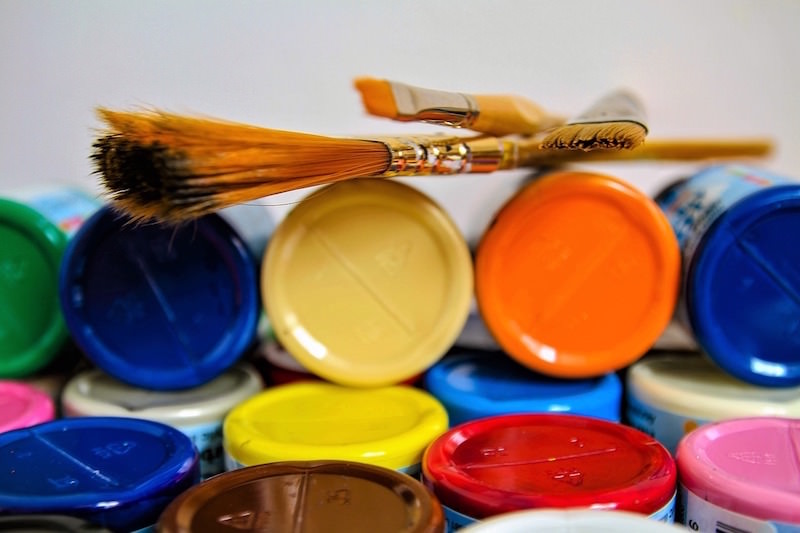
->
xmin=61 ymin=363 xmax=263 ymax=425
xmin=262 ymin=179 xmax=473 ymax=387
xmin=627 ymin=352 xmax=800 ymax=420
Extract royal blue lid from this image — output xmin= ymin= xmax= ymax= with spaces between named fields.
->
xmin=423 ymin=350 xmax=622 ymax=426
xmin=59 ymin=206 xmax=259 ymax=390
xmin=688 ymin=183 xmax=800 ymax=387
xmin=0 ymin=416 xmax=199 ymax=530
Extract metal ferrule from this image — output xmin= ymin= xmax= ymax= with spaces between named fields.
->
xmin=390 ymin=81 xmax=480 ymax=129
xmin=377 ymin=135 xmax=509 ymax=177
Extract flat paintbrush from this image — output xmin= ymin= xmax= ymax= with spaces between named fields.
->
xmin=539 ymin=89 xmax=649 ymax=150
xmin=92 ymin=107 xmax=773 ymax=224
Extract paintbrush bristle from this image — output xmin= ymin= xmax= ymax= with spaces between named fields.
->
xmin=91 ymin=108 xmax=391 ymax=223
xmin=539 ymin=121 xmax=647 ymax=151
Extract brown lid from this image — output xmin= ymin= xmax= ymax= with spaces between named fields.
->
xmin=157 ymin=460 xmax=444 ymax=532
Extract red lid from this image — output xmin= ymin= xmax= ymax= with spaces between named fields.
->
xmin=422 ymin=413 xmax=675 ymax=519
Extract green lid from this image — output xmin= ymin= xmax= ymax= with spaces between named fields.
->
xmin=0 ymin=199 xmax=68 ymax=377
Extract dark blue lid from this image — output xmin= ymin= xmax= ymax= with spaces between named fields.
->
xmin=423 ymin=350 xmax=621 ymax=426
xmin=0 ymin=417 xmax=199 ymax=530
xmin=59 ymin=206 xmax=259 ymax=390
xmin=688 ymin=184 xmax=800 ymax=387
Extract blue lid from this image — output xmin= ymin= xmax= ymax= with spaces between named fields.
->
xmin=688 ymin=184 xmax=800 ymax=387
xmin=59 ymin=206 xmax=259 ymax=390
xmin=423 ymin=350 xmax=622 ymax=426
xmin=0 ymin=416 xmax=199 ymax=530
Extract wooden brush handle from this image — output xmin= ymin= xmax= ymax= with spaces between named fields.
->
xmin=519 ymin=137 xmax=775 ymax=166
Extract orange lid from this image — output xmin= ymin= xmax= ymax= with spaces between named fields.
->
xmin=475 ymin=171 xmax=679 ymax=378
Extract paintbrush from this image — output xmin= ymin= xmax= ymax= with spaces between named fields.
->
xmin=91 ymin=107 xmax=773 ymax=224
xmin=354 ymin=77 xmax=566 ymax=137
xmin=539 ymin=89 xmax=648 ymax=150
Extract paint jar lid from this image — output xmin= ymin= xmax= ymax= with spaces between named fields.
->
xmin=262 ymin=179 xmax=473 ymax=387
xmin=0 ymin=198 xmax=68 ymax=378
xmin=423 ymin=350 xmax=622 ymax=426
xmin=686 ymin=168 xmax=800 ymax=386
xmin=475 ymin=171 xmax=680 ymax=378
xmin=0 ymin=416 xmax=199 ymax=530
xmin=0 ymin=380 xmax=54 ymax=433
xmin=627 ymin=353 xmax=800 ymax=421
xmin=157 ymin=460 xmax=444 ymax=533
xmin=0 ymin=514 xmax=112 ymax=532
xmin=676 ymin=417 xmax=800 ymax=522
xmin=423 ymin=413 xmax=675 ymax=519
xmin=459 ymin=509 xmax=684 ymax=532
xmin=223 ymin=382 xmax=448 ymax=471
xmin=60 ymin=363 xmax=263 ymax=425
xmin=59 ymin=206 xmax=259 ymax=390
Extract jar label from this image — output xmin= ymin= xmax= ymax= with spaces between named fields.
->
xmin=626 ymin=389 xmax=710 ymax=455
xmin=181 ymin=420 xmax=225 ymax=479
xmin=442 ymin=504 xmax=477 ymax=532
xmin=680 ymin=484 xmax=800 ymax=532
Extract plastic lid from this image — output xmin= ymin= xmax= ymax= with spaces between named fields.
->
xmin=677 ymin=417 xmax=800 ymax=522
xmin=262 ymin=179 xmax=473 ymax=387
xmin=0 ymin=380 xmax=55 ymax=432
xmin=157 ymin=460 xmax=444 ymax=533
xmin=687 ymin=180 xmax=800 ymax=386
xmin=0 ymin=199 xmax=68 ymax=377
xmin=423 ymin=413 xmax=675 ymax=519
xmin=59 ymin=206 xmax=259 ymax=390
xmin=0 ymin=416 xmax=199 ymax=530
xmin=627 ymin=353 xmax=800 ymax=421
xmin=223 ymin=382 xmax=448 ymax=470
xmin=459 ymin=509 xmax=684 ymax=532
xmin=423 ymin=350 xmax=621 ymax=426
xmin=60 ymin=363 xmax=263 ymax=425
xmin=0 ymin=515 xmax=112 ymax=532
xmin=475 ymin=171 xmax=680 ymax=378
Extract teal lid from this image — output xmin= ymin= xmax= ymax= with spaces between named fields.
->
xmin=0 ymin=198 xmax=68 ymax=377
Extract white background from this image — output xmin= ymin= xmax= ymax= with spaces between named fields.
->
xmin=1 ymin=0 xmax=799 ymax=246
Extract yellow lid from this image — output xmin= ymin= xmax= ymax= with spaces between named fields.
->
xmin=222 ymin=382 xmax=448 ymax=470
xmin=262 ymin=179 xmax=473 ymax=387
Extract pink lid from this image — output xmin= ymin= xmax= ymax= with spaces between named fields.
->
xmin=0 ymin=380 xmax=55 ymax=433
xmin=676 ymin=417 xmax=800 ymax=522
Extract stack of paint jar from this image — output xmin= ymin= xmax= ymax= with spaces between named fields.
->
xmin=420 ymin=164 xmax=800 ymax=531
xmin=0 ymin=189 xmax=272 ymax=530
xmin=1 ymin=163 xmax=799 ymax=532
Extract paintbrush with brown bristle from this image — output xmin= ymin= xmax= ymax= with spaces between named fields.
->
xmin=354 ymin=77 xmax=566 ymax=137
xmin=539 ymin=89 xmax=649 ymax=150
xmin=91 ymin=107 xmax=773 ymax=224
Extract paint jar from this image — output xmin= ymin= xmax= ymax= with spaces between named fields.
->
xmin=60 ymin=363 xmax=263 ymax=479
xmin=0 ymin=188 xmax=99 ymax=378
xmin=424 ymin=350 xmax=622 ymax=426
xmin=0 ymin=515 xmax=112 ymax=532
xmin=676 ymin=417 xmax=800 ymax=530
xmin=475 ymin=170 xmax=680 ymax=379
xmin=0 ymin=416 xmax=200 ymax=531
xmin=250 ymin=338 xmax=325 ymax=386
xmin=157 ymin=460 xmax=445 ymax=533
xmin=0 ymin=380 xmax=55 ymax=433
xmin=262 ymin=179 xmax=473 ymax=387
xmin=626 ymin=353 xmax=800 ymax=454
xmin=223 ymin=382 xmax=448 ymax=476
xmin=658 ymin=164 xmax=800 ymax=387
xmin=460 ymin=509 xmax=687 ymax=532
xmin=423 ymin=413 xmax=676 ymax=532
xmin=58 ymin=205 xmax=261 ymax=390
